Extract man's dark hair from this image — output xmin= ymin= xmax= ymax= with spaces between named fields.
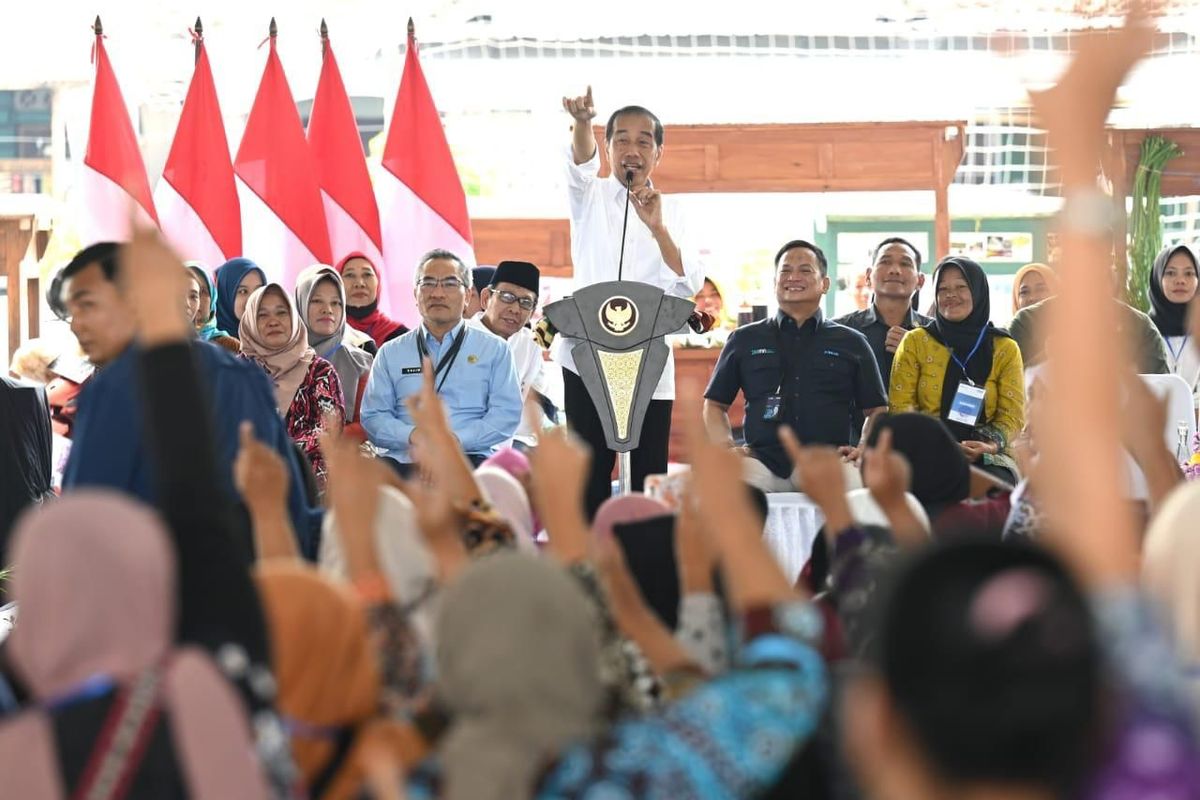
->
xmin=872 ymin=236 xmax=923 ymax=271
xmin=415 ymin=248 xmax=470 ymax=287
xmin=62 ymin=241 xmax=120 ymax=283
xmin=604 ymin=105 xmax=664 ymax=147
xmin=774 ymin=239 xmax=828 ymax=277
xmin=53 ymin=242 xmax=120 ymax=315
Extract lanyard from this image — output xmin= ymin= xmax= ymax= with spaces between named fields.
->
xmin=415 ymin=325 xmax=468 ymax=394
xmin=950 ymin=326 xmax=989 ymax=385
xmin=1167 ymin=335 xmax=1191 ymax=366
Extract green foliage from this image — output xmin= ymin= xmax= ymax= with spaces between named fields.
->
xmin=1127 ymin=135 xmax=1182 ymax=313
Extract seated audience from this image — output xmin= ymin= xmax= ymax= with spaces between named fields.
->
xmin=296 ymin=265 xmax=374 ymax=434
xmin=1148 ymin=244 xmax=1200 ymax=406
xmin=1011 ymin=262 xmax=1058 ymax=314
xmin=466 ymin=265 xmax=496 ymax=318
xmin=239 ymin=283 xmax=346 ymax=493
xmin=338 ymin=252 xmax=409 ymax=348
xmin=890 ymin=256 xmax=1025 ymax=483
xmin=466 ymin=260 xmax=546 ymax=449
xmin=866 ymin=413 xmax=1014 ymax=538
xmin=214 ymin=257 xmax=266 ymax=343
xmin=360 ymin=249 xmax=521 ymax=477
xmin=185 ymin=261 xmax=240 ymax=352
xmin=1009 ymin=280 xmax=1170 ymax=375
xmin=58 ymin=243 xmax=319 ymax=557
xmin=835 ymin=237 xmax=931 ymax=388
xmin=704 ymin=239 xmax=887 ymax=493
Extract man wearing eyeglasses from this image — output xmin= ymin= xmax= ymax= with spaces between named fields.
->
xmin=360 ymin=249 xmax=523 ymax=476
xmin=466 ymin=260 xmax=547 ymax=449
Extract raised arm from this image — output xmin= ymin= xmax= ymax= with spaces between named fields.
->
xmin=360 ymin=348 xmax=416 ymax=454
xmin=688 ymin=396 xmax=800 ymax=609
xmin=121 ymin=224 xmax=271 ymax=680
xmin=447 ymin=343 xmax=522 ymax=455
xmin=406 ymin=360 xmax=483 ymax=507
xmin=233 ymin=422 xmax=300 ymax=563
xmin=562 ymin=85 xmax=597 ymax=165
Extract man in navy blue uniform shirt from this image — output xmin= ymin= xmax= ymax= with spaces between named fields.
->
xmin=703 ymin=239 xmax=888 ymax=492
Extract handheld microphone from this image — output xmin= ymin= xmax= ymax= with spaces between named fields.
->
xmin=617 ymin=168 xmax=634 ymax=282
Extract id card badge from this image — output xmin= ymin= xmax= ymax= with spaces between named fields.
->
xmin=762 ymin=393 xmax=783 ymax=421
xmin=947 ymin=382 xmax=986 ymax=426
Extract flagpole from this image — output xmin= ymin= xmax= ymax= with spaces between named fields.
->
xmin=320 ymin=18 xmax=329 ymax=58
xmin=193 ymin=17 xmax=203 ymax=65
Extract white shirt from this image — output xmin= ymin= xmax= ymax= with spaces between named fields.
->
xmin=1164 ymin=335 xmax=1200 ymax=407
xmin=469 ymin=312 xmax=545 ymax=444
xmin=553 ymin=144 xmax=706 ymax=399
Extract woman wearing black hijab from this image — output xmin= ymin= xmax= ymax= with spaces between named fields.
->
xmin=889 ymin=257 xmax=1025 ymax=483
xmin=1147 ymin=244 xmax=1200 ymax=402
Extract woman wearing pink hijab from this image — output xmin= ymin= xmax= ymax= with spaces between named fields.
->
xmin=0 ymin=494 xmax=270 ymax=799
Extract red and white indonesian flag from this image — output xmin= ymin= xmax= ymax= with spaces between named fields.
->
xmin=156 ymin=39 xmax=240 ymax=266
xmin=378 ymin=23 xmax=474 ymax=322
xmin=79 ymin=30 xmax=158 ymax=245
xmin=308 ymin=32 xmax=384 ymax=285
xmin=234 ymin=34 xmax=331 ymax=287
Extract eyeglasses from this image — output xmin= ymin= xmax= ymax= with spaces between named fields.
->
xmin=494 ymin=290 xmax=536 ymax=311
xmin=417 ymin=276 xmax=466 ymax=291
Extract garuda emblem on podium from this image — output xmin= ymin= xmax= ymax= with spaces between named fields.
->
xmin=544 ymin=281 xmax=694 ymax=452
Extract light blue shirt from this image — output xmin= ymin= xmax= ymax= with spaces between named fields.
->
xmin=360 ymin=320 xmax=522 ymax=463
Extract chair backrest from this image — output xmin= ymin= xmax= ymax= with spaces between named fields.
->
xmin=1123 ymin=374 xmax=1195 ymax=500
xmin=845 ymin=489 xmax=933 ymax=536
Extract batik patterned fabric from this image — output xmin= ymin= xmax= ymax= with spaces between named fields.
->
xmin=279 ymin=358 xmax=344 ymax=493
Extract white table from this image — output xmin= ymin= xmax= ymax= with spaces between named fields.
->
xmin=763 ymin=493 xmax=825 ymax=584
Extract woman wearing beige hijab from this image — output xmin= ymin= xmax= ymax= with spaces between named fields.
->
xmin=240 ymin=283 xmax=346 ymax=491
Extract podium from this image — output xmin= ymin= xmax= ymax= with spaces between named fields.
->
xmin=543 ymin=281 xmax=694 ymax=494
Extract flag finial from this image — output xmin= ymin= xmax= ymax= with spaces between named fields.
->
xmin=269 ymin=17 xmax=277 ymax=39
xmin=407 ymin=17 xmax=415 ymax=39
xmin=320 ymin=18 xmax=328 ymax=40
xmin=193 ymin=17 xmax=204 ymax=63
xmin=93 ymin=15 xmax=103 ymax=36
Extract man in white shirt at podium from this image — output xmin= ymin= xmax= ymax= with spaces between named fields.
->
xmin=559 ymin=86 xmax=705 ymax=519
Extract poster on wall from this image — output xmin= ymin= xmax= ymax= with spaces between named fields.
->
xmin=948 ymin=232 xmax=1034 ymax=263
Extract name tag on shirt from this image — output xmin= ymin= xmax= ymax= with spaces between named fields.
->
xmin=762 ymin=393 xmax=783 ymax=421
xmin=947 ymin=382 xmax=986 ymax=426
xmin=401 ymin=367 xmax=423 ymax=375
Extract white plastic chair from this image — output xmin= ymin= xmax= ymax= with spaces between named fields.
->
xmin=1123 ymin=374 xmax=1195 ymax=500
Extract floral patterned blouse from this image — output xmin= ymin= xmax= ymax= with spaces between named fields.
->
xmin=889 ymin=328 xmax=1026 ymax=468
xmin=270 ymin=357 xmax=345 ymax=493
